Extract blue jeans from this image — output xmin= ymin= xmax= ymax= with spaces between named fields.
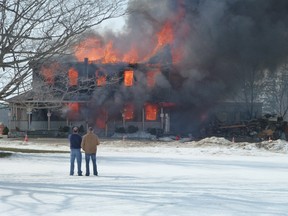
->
xmin=70 ymin=148 xmax=82 ymax=175
xmin=85 ymin=153 xmax=98 ymax=176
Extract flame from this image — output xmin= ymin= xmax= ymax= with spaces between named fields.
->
xmin=124 ymin=103 xmax=134 ymax=120
xmin=68 ymin=103 xmax=79 ymax=112
xmin=97 ymin=75 xmax=106 ymax=86
xmin=147 ymin=69 xmax=161 ymax=87
xmin=74 ymin=37 xmax=104 ymax=62
xmin=141 ymin=21 xmax=175 ymax=62
xmin=74 ymin=37 xmax=139 ymax=64
xmin=73 ymin=22 xmax=178 ymax=64
xmin=123 ymin=47 xmax=139 ymax=63
xmin=68 ymin=67 xmax=78 ymax=86
xmin=145 ymin=103 xmax=158 ymax=120
xmin=157 ymin=22 xmax=174 ymax=48
xmin=124 ymin=70 xmax=134 ymax=86
xmin=103 ymin=41 xmax=118 ymax=63
xmin=96 ymin=71 xmax=106 ymax=86
xmin=67 ymin=103 xmax=80 ymax=120
xmin=73 ymin=1 xmax=188 ymax=64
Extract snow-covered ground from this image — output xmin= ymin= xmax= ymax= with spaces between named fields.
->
xmin=1 ymin=137 xmax=288 ymax=216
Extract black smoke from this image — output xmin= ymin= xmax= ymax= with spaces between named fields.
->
xmin=88 ymin=0 xmax=288 ymax=133
xmin=124 ymin=0 xmax=288 ymax=95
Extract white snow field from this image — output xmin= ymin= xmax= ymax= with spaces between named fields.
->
xmin=0 ymin=137 xmax=288 ymax=216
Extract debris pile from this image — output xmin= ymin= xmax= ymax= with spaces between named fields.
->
xmin=205 ymin=115 xmax=287 ymax=142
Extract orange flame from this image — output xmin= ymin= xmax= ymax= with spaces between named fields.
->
xmin=74 ymin=37 xmax=104 ymax=62
xmin=145 ymin=103 xmax=158 ymax=120
xmin=69 ymin=103 xmax=79 ymax=112
xmin=97 ymin=76 xmax=106 ymax=86
xmin=67 ymin=103 xmax=80 ymax=120
xmin=68 ymin=67 xmax=78 ymax=86
xmin=124 ymin=70 xmax=134 ymax=86
xmin=96 ymin=71 xmax=106 ymax=86
xmin=73 ymin=22 xmax=176 ymax=64
xmin=74 ymin=37 xmax=140 ymax=64
xmin=103 ymin=41 xmax=118 ymax=63
xmin=123 ymin=47 xmax=139 ymax=63
xmin=73 ymin=1 xmax=188 ymax=64
xmin=157 ymin=22 xmax=174 ymax=48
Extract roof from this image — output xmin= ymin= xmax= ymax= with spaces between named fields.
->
xmin=5 ymin=90 xmax=90 ymax=109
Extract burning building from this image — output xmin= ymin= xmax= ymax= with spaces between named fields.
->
xmin=7 ymin=0 xmax=288 ymax=137
xmin=7 ymin=57 xmax=180 ymax=136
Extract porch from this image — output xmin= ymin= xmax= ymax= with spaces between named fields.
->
xmin=8 ymin=119 xmax=163 ymax=138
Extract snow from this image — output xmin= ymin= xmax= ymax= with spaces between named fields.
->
xmin=1 ymin=137 xmax=288 ymax=216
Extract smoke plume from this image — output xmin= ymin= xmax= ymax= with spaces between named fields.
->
xmin=85 ymin=0 xmax=288 ymax=133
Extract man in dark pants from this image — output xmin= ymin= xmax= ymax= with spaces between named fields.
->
xmin=81 ymin=127 xmax=100 ymax=176
xmin=69 ymin=127 xmax=83 ymax=176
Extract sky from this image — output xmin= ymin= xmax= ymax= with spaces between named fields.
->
xmin=1 ymin=137 xmax=288 ymax=216
xmin=97 ymin=16 xmax=126 ymax=33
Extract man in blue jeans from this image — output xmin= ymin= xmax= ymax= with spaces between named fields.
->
xmin=81 ymin=127 xmax=100 ymax=176
xmin=69 ymin=127 xmax=83 ymax=176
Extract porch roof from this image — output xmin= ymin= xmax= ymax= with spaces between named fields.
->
xmin=5 ymin=91 xmax=89 ymax=109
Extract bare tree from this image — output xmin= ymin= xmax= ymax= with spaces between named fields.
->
xmin=232 ymin=63 xmax=266 ymax=120
xmin=262 ymin=63 xmax=288 ymax=119
xmin=0 ymin=0 xmax=126 ymax=100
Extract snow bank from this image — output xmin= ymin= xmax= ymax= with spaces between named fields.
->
xmin=178 ymin=136 xmax=288 ymax=154
xmin=0 ymin=135 xmax=288 ymax=156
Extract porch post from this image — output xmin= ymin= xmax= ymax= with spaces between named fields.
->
xmin=26 ymin=107 xmax=32 ymax=130
xmin=142 ymin=107 xmax=145 ymax=131
xmin=122 ymin=112 xmax=125 ymax=128
xmin=105 ymin=111 xmax=108 ymax=137
xmin=160 ymin=107 xmax=164 ymax=130
xmin=47 ymin=110 xmax=51 ymax=130
xmin=164 ymin=113 xmax=170 ymax=134
xmin=8 ymin=109 xmax=11 ymax=132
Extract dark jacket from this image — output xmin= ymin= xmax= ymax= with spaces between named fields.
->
xmin=69 ymin=133 xmax=82 ymax=149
